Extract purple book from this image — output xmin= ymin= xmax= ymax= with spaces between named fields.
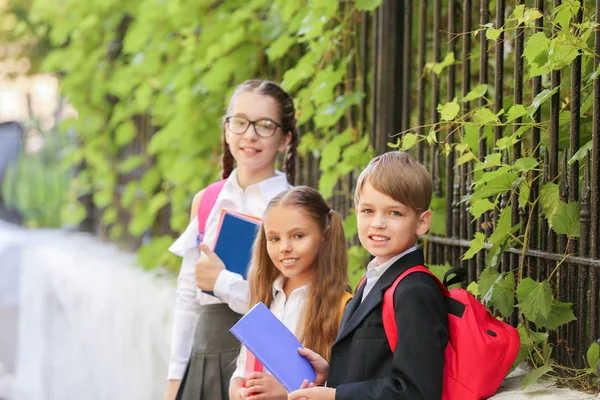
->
xmin=230 ymin=302 xmax=317 ymax=392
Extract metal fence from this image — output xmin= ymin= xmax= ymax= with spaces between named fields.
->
xmin=343 ymin=0 xmax=600 ymax=370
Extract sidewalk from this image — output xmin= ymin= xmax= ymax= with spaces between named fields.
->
xmin=492 ymin=367 xmax=598 ymax=399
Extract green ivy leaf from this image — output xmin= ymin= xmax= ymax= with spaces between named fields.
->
xmin=516 ymin=278 xmax=554 ymax=321
xmin=473 ymin=153 xmax=503 ymax=172
xmin=267 ymin=35 xmax=296 ymax=61
xmin=550 ymin=201 xmax=581 ymax=237
xmin=348 ymin=245 xmax=370 ymax=289
xmin=519 ymin=326 xmax=549 ymax=345
xmin=343 ymin=210 xmax=358 ymax=239
xmin=473 ymin=107 xmax=499 ymax=124
xmin=320 ymin=142 xmax=342 ymax=171
xmin=432 ymin=52 xmax=455 ymax=76
xmin=472 ymin=171 xmax=518 ymax=200
xmin=486 ymin=27 xmax=502 ymax=41
xmin=534 ymin=300 xmax=576 ymax=330
xmin=318 ymin=169 xmax=339 ymax=200
xmin=355 ymin=0 xmax=383 ymax=11
xmin=467 ymin=281 xmax=479 ymax=296
xmin=519 ymin=181 xmax=531 ymax=210
xmin=60 ymin=201 xmax=87 ymax=226
xmin=510 ymin=5 xmax=525 ymax=21
xmin=587 ymin=342 xmax=600 ymax=373
xmin=462 ymin=84 xmax=488 ymax=102
xmin=401 ymin=133 xmax=418 ymax=151
xmin=462 ymin=232 xmax=486 ymax=260
xmin=514 ymin=157 xmax=539 ymax=172
xmin=554 ymin=1 xmax=580 ymax=30
xmin=128 ymin=207 xmax=153 ymax=236
xmin=521 ymin=364 xmax=553 ymax=389
xmin=148 ymin=192 xmax=168 ymax=215
xmin=549 ymin=36 xmax=580 ymax=71
xmin=523 ymin=32 xmax=551 ymax=73
xmin=282 ymin=52 xmax=318 ymax=92
xmin=506 ymin=104 xmax=528 ymax=122
xmin=456 ymin=152 xmax=477 ymax=167
xmin=469 ymin=199 xmax=495 ymax=219
xmin=527 ymin=88 xmax=559 ymax=117
xmin=492 ymin=272 xmax=516 ymax=317
xmin=568 ymin=139 xmax=592 ymax=165
xmin=479 ymin=265 xmax=502 ymax=304
xmin=437 ymin=99 xmax=460 ymax=121
xmin=489 ymin=208 xmax=519 ymax=245
xmin=115 ymin=122 xmax=137 ymax=147
xmin=540 ymin=183 xmax=560 ymax=219
xmin=522 ymin=8 xmax=544 ymax=25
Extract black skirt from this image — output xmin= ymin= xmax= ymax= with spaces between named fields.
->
xmin=176 ymin=303 xmax=241 ymax=400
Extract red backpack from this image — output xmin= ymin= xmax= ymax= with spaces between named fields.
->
xmin=358 ymin=265 xmax=520 ymax=400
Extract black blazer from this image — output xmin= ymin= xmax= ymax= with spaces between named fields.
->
xmin=327 ymin=249 xmax=448 ymax=400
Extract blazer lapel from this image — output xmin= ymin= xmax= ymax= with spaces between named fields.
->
xmin=338 ymin=282 xmax=365 ymax=334
xmin=333 ymin=250 xmax=425 ymax=345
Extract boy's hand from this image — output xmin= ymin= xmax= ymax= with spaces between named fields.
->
xmin=195 ymin=243 xmax=225 ymax=291
xmin=245 ymin=372 xmax=287 ymax=400
xmin=297 ymin=348 xmax=329 ymax=386
xmin=288 ymin=385 xmax=335 ymax=400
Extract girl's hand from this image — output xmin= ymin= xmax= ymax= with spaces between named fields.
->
xmin=230 ymin=377 xmax=249 ymax=400
xmin=297 ymin=348 xmax=329 ymax=386
xmin=245 ymin=372 xmax=288 ymax=400
xmin=163 ymin=380 xmax=181 ymax=400
xmin=195 ymin=243 xmax=226 ymax=291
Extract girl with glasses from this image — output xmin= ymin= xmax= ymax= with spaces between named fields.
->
xmin=163 ymin=80 xmax=299 ymax=400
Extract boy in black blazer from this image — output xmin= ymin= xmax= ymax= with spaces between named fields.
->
xmin=288 ymin=152 xmax=448 ymax=400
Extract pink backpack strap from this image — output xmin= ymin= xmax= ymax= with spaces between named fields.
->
xmin=196 ymin=179 xmax=227 ymax=244
xmin=382 ymin=265 xmax=448 ymax=352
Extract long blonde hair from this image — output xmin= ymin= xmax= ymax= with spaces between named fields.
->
xmin=247 ymin=186 xmax=349 ymax=360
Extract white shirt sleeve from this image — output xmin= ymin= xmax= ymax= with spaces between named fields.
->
xmin=213 ymin=269 xmax=250 ymax=314
xmin=230 ymin=344 xmax=247 ymax=383
xmin=167 ymin=220 xmax=202 ymax=380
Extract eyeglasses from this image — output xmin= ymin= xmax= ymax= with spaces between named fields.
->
xmin=225 ymin=116 xmax=282 ymax=138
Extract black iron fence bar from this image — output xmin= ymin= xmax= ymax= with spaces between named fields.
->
xmin=590 ymin=0 xmax=600 ymax=346
xmin=401 ymin=0 xmax=413 ymax=133
xmin=477 ymin=0 xmax=490 ymax=278
xmin=416 ymin=0 xmax=427 ymax=164
xmin=424 ymin=235 xmax=600 ymax=270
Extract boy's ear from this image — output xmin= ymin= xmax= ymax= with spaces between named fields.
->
xmin=416 ymin=210 xmax=432 ymax=236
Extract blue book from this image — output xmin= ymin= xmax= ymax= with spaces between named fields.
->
xmin=230 ymin=302 xmax=316 ymax=392
xmin=203 ymin=211 xmax=260 ymax=296
xmin=213 ymin=211 xmax=260 ymax=280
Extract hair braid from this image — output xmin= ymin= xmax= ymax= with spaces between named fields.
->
xmin=285 ymin=125 xmax=299 ymax=185
xmin=221 ymin=133 xmax=234 ymax=179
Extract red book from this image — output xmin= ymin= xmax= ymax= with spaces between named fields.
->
xmin=244 ymin=349 xmax=263 ymax=396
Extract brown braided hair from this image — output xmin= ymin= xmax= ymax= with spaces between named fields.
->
xmin=221 ymin=79 xmax=298 ymax=184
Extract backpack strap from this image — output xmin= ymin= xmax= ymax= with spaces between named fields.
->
xmin=382 ymin=265 xmax=449 ymax=352
xmin=196 ymin=179 xmax=227 ymax=244
xmin=356 ymin=275 xmax=367 ymax=291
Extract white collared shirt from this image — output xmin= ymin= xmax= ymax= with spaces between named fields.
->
xmin=361 ymin=246 xmax=418 ymax=302
xmin=166 ymin=169 xmax=290 ymax=379
xmin=230 ymin=276 xmax=309 ymax=382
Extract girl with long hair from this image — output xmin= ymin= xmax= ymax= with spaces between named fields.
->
xmin=229 ymin=186 xmax=351 ymax=400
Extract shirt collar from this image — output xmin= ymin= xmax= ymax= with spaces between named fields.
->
xmin=272 ymin=275 xmax=310 ymax=297
xmin=223 ymin=168 xmax=289 ymax=201
xmin=366 ymin=246 xmax=418 ymax=277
